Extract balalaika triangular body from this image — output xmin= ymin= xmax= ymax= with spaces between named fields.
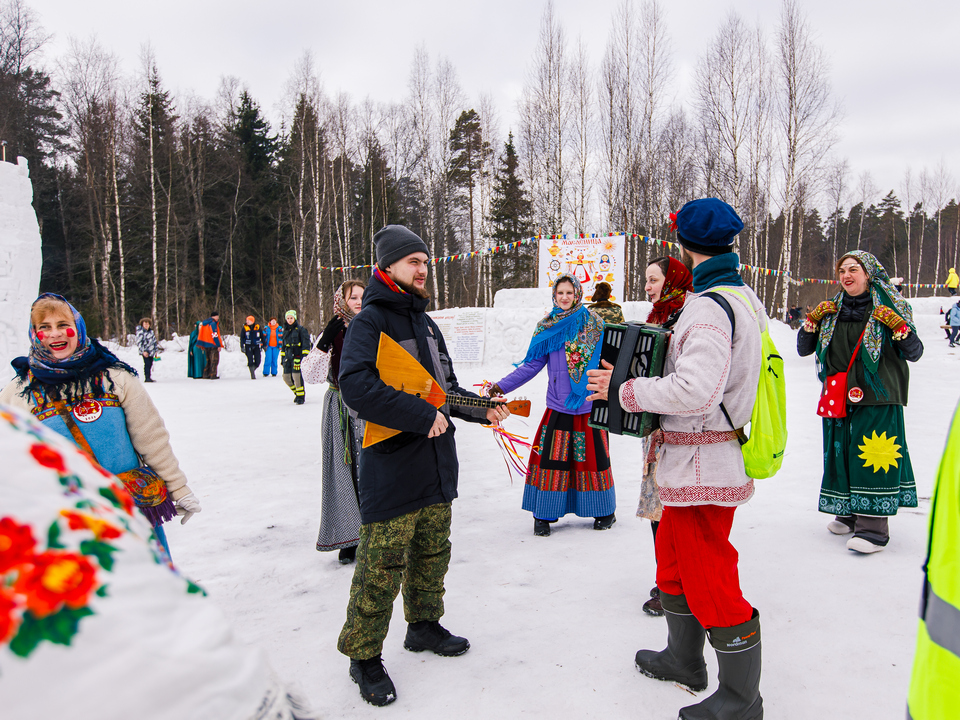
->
xmin=362 ymin=332 xmax=531 ymax=448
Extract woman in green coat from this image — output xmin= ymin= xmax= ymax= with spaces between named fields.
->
xmin=797 ymin=250 xmax=922 ymax=554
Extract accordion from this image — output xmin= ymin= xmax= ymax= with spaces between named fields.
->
xmin=589 ymin=323 xmax=671 ymax=437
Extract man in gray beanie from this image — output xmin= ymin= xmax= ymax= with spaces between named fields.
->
xmin=336 ymin=224 xmax=510 ymax=707
xmin=375 ymin=225 xmax=431 ymax=274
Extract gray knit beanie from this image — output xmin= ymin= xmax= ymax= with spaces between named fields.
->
xmin=375 ymin=225 xmax=430 ymax=269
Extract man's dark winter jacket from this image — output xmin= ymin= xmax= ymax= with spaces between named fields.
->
xmin=339 ymin=275 xmax=488 ymax=524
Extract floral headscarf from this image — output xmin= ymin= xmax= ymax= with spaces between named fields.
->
xmin=646 ymin=257 xmax=693 ymax=325
xmin=333 ymin=281 xmax=364 ymax=326
xmin=13 ymin=293 xmax=136 ymax=400
xmin=817 ymin=250 xmax=916 ymax=392
xmin=517 ymin=275 xmax=605 ymax=409
xmin=27 ymin=294 xmax=96 ymax=377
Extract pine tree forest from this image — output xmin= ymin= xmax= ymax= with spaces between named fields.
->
xmin=2 ymin=0 xmax=958 ymax=340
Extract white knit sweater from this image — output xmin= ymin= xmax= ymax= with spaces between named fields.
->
xmin=618 ymin=284 xmax=764 ymax=506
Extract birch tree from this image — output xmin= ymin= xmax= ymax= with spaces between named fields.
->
xmin=774 ymin=0 xmax=839 ymax=312
xmin=59 ymin=36 xmax=123 ymax=336
xmin=518 ymin=0 xmax=569 ymax=233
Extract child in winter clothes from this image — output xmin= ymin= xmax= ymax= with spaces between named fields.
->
xmin=240 ymin=316 xmax=263 ymax=379
xmin=135 ymin=317 xmax=159 ymax=382
xmin=0 ymin=294 xmax=202 ymax=554
xmin=262 ymin=318 xmax=282 ymax=377
xmin=281 ymin=311 xmax=311 ymax=404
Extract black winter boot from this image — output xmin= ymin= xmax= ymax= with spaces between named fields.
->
xmin=635 ymin=592 xmax=708 ymax=691
xmin=593 ymin=513 xmax=617 ymax=530
xmin=403 ymin=620 xmax=470 ymax=656
xmin=349 ymin=654 xmax=397 ymax=706
xmin=249 ymin=366 xmax=256 ymax=379
xmin=679 ymin=609 xmax=763 ymax=720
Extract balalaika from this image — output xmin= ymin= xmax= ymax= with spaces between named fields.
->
xmin=589 ymin=323 xmax=671 ymax=437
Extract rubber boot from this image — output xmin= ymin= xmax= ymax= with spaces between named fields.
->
xmin=680 ymin=609 xmax=763 ymax=720
xmin=249 ymin=366 xmax=256 ymax=379
xmin=635 ymin=591 xmax=708 ymax=691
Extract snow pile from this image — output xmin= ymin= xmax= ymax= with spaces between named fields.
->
xmin=0 ymin=157 xmax=42 ymax=376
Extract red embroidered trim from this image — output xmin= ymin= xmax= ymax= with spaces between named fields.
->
xmin=662 ymin=429 xmax=740 ymax=445
xmin=620 ymin=381 xmax=644 ymax=414
xmin=659 ymin=480 xmax=755 ymax=505
xmin=646 ymin=428 xmax=739 ymax=463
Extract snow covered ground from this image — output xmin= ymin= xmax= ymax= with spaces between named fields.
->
xmin=109 ymin=297 xmax=953 ymax=719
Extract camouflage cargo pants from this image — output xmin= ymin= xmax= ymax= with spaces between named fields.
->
xmin=337 ymin=502 xmax=452 ymax=660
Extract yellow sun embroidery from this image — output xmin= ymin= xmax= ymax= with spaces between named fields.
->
xmin=858 ymin=431 xmax=901 ymax=473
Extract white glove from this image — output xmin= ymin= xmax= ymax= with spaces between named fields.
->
xmin=175 ymin=492 xmax=202 ymax=525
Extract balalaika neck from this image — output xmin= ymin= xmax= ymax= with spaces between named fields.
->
xmin=439 ymin=394 xmax=498 ymax=410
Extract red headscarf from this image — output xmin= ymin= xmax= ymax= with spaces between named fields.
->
xmin=646 ymin=257 xmax=693 ymax=325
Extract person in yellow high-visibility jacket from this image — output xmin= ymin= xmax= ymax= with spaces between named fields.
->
xmin=908 ymin=401 xmax=960 ymax=719
xmin=945 ymin=267 xmax=959 ymax=296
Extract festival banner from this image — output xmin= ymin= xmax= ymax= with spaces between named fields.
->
xmin=538 ymin=234 xmax=626 ymax=302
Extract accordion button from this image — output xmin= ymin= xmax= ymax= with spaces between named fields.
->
xmin=831 ymin=380 xmax=837 ymax=386
xmin=829 ymin=400 xmax=835 ymax=406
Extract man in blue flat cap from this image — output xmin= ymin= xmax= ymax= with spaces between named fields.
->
xmin=588 ymin=198 xmax=765 ymax=720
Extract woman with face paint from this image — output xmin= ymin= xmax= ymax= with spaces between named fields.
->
xmin=314 ymin=280 xmax=366 ymax=564
xmin=798 ymin=251 xmax=923 ymax=553
xmin=488 ymin=275 xmax=615 ymax=536
xmin=0 ymin=294 xmax=200 ymax=554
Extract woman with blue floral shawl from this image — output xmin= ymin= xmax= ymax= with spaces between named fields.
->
xmin=489 ymin=275 xmax=615 ymax=537
xmin=0 ymin=294 xmax=201 ymax=554
xmin=798 ymin=251 xmax=922 ymax=554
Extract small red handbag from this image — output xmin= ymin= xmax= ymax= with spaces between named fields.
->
xmin=817 ymin=326 xmax=868 ymax=419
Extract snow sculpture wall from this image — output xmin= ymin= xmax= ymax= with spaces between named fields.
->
xmin=0 ymin=157 xmax=43 ymax=380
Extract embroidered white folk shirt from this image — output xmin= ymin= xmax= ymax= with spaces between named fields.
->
xmin=618 ymin=285 xmax=764 ymax=506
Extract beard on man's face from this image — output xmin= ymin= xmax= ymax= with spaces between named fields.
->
xmin=396 ymin=276 xmax=431 ymax=299
xmin=679 ymin=246 xmax=695 ymax=272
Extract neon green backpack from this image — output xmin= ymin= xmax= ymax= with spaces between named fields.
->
xmin=705 ymin=290 xmax=787 ymax=479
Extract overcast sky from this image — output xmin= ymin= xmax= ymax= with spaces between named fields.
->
xmin=28 ymin=0 xmax=960 ymax=213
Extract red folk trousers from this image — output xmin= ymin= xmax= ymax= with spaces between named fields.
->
xmin=655 ymin=504 xmax=754 ymax=629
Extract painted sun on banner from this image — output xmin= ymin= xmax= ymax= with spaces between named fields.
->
xmin=538 ymin=234 xmax=626 ymax=302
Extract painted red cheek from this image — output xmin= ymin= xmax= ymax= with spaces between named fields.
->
xmin=66 ymin=328 xmax=76 ymax=337
xmin=36 ymin=331 xmax=44 ymax=340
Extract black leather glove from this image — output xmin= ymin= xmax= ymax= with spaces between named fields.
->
xmin=316 ymin=316 xmax=346 ymax=352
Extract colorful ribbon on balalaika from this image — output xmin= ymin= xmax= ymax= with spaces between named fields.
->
xmin=476 ymin=381 xmax=531 ymax=482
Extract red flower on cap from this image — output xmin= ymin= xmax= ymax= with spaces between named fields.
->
xmin=669 ymin=212 xmax=678 ymax=232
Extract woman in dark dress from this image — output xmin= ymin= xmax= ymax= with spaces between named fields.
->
xmin=315 ymin=280 xmax=365 ymax=563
